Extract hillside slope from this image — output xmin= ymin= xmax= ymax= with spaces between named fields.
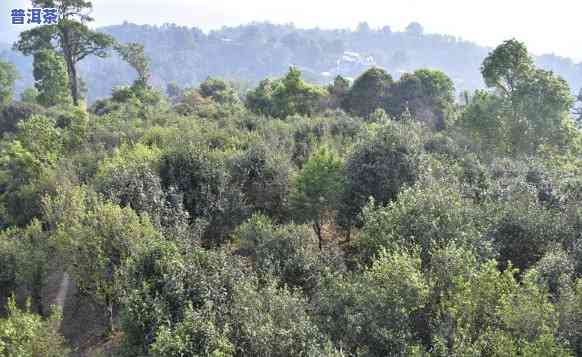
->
xmin=2 ymin=22 xmax=581 ymax=102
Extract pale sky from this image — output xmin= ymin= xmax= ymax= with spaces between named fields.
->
xmin=2 ymin=0 xmax=581 ymax=62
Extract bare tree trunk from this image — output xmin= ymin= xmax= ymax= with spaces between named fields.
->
xmin=106 ymin=298 xmax=114 ymax=334
xmin=32 ymin=270 xmax=44 ymax=316
xmin=313 ymin=222 xmax=323 ymax=251
xmin=61 ymin=29 xmax=79 ymax=106
xmin=55 ymin=272 xmax=69 ymax=311
xmin=65 ymin=58 xmax=79 ymax=106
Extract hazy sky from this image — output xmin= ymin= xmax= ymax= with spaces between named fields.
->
xmin=2 ymin=0 xmax=581 ymax=62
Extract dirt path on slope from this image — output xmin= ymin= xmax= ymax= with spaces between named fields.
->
xmin=55 ymin=272 xmax=70 ymax=310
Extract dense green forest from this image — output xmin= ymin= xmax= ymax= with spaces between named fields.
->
xmin=2 ymin=1 xmax=582 ymax=356
xmin=2 ymin=20 xmax=582 ymax=103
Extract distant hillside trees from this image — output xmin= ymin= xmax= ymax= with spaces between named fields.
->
xmin=3 ymin=21 xmax=582 ymax=103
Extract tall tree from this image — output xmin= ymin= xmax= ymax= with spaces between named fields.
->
xmin=115 ymin=42 xmax=150 ymax=86
xmin=515 ymin=68 xmax=573 ymax=147
xmin=481 ymin=39 xmax=533 ymax=97
xmin=33 ymin=49 xmax=72 ymax=107
xmin=0 ymin=60 xmax=18 ymax=107
xmin=14 ymin=0 xmax=115 ymax=106
xmin=481 ymin=39 xmax=573 ymax=153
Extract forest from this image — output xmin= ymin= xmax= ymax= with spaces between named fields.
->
xmin=1 ymin=1 xmax=582 ymax=356
xmin=2 ymin=19 xmax=582 ymax=103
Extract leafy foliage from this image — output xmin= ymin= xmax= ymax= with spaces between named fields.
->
xmin=246 ymin=67 xmax=328 ymax=118
xmin=291 ymin=146 xmax=345 ymax=246
xmin=0 ymin=298 xmax=70 ymax=357
xmin=344 ymin=67 xmax=392 ymax=118
xmin=316 ymin=248 xmax=429 ymax=356
xmin=0 ymin=31 xmax=581 ymax=356
xmin=339 ymin=121 xmax=422 ymax=230
xmin=32 ymin=50 xmax=71 ymax=107
xmin=159 ymin=145 xmax=248 ymax=246
xmin=0 ymin=60 xmax=18 ymax=107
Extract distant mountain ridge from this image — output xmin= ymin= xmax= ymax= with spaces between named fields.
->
xmin=1 ymin=22 xmax=581 ymax=102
